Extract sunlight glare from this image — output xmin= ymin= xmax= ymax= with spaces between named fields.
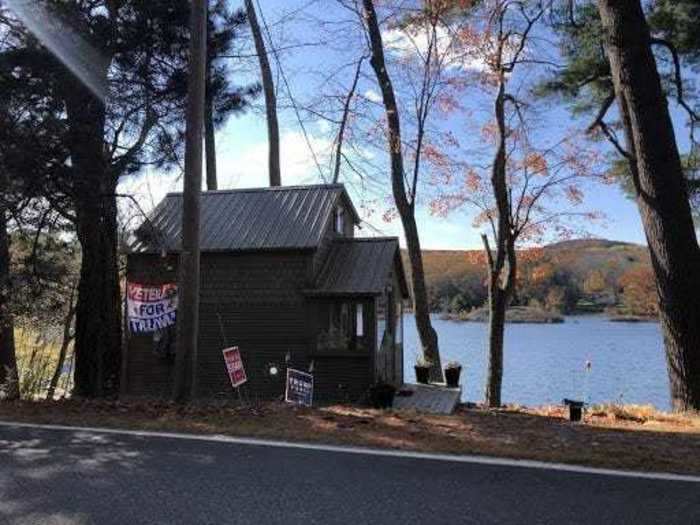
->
xmin=6 ymin=0 xmax=108 ymax=101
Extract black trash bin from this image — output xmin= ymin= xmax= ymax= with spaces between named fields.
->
xmin=563 ymin=399 xmax=585 ymax=422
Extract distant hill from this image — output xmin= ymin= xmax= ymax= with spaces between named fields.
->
xmin=541 ymin=238 xmax=648 ymax=276
xmin=402 ymin=238 xmax=652 ymax=313
xmin=404 ymin=239 xmax=647 ymax=282
xmin=543 ymin=238 xmax=637 ymax=251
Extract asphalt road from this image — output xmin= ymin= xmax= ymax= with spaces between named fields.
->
xmin=1 ymin=424 xmax=699 ymax=525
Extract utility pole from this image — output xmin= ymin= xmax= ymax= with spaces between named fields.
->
xmin=173 ymin=0 xmax=207 ymax=403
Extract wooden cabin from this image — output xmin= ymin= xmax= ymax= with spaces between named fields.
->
xmin=123 ymin=184 xmax=409 ymax=402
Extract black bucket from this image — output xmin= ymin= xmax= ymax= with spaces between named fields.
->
xmin=564 ymin=399 xmax=585 ymax=422
xmin=415 ymin=366 xmax=430 ymax=384
xmin=444 ymin=366 xmax=462 ymax=388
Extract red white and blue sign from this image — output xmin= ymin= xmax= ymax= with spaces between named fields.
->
xmin=223 ymin=346 xmax=247 ymax=388
xmin=127 ymin=282 xmax=178 ymax=333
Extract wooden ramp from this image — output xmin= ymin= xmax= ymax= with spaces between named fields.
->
xmin=392 ymin=383 xmax=461 ymax=415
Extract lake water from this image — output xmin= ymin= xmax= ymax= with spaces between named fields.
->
xmin=403 ymin=314 xmax=670 ymax=411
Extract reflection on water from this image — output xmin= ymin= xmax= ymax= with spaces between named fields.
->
xmin=403 ymin=314 xmax=670 ymax=411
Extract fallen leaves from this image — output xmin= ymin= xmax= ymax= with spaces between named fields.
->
xmin=0 ymin=399 xmax=699 ymax=474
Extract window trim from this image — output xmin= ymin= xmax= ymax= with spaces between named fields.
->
xmin=334 ymin=206 xmax=345 ymax=234
xmin=356 ymin=303 xmax=364 ymax=337
xmin=318 ymin=300 xmax=369 ymax=354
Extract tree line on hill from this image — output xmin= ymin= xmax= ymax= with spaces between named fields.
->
xmin=417 ymin=240 xmax=658 ymax=318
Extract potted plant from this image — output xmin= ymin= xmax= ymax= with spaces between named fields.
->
xmin=444 ymin=361 xmax=462 ymax=388
xmin=414 ymin=356 xmax=433 ymax=384
xmin=368 ymin=380 xmax=397 ymax=409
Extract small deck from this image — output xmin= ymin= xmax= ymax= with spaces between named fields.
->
xmin=392 ymin=383 xmax=461 ymax=415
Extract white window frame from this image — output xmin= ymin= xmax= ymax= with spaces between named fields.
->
xmin=335 ymin=206 xmax=345 ymax=234
xmin=356 ymin=303 xmax=364 ymax=337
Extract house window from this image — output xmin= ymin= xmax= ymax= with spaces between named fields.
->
xmin=318 ymin=301 xmax=367 ymax=352
xmin=356 ymin=303 xmax=364 ymax=337
xmin=334 ymin=207 xmax=345 ymax=234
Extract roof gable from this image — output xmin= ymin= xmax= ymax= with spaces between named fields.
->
xmin=130 ymin=184 xmax=360 ymax=253
xmin=309 ymin=237 xmax=409 ymax=297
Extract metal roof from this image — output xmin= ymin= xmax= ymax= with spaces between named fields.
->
xmin=129 ymin=184 xmax=360 ymax=253
xmin=310 ymin=238 xmax=409 ymax=297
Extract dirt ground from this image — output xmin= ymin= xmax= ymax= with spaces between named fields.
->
xmin=1 ymin=399 xmax=699 ymax=475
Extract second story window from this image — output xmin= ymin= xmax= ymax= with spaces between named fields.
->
xmin=334 ymin=206 xmax=345 ymax=235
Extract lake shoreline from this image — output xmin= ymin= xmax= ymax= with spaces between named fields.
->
xmin=440 ymin=306 xmax=564 ymax=324
xmin=437 ymin=309 xmax=659 ymax=324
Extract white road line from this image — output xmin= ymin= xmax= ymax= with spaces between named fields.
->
xmin=1 ymin=419 xmax=699 ymax=483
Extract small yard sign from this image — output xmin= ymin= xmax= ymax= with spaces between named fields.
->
xmin=285 ymin=368 xmax=314 ymax=407
xmin=127 ymin=282 xmax=178 ymax=333
xmin=223 ymin=346 xmax=247 ymax=388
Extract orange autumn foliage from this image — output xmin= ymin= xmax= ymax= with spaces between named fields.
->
xmin=619 ymin=265 xmax=658 ymax=317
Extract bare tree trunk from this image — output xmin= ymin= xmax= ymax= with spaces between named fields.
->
xmin=482 ymin=232 xmax=516 ymax=408
xmin=204 ymin=8 xmax=217 ymax=191
xmin=173 ymin=0 xmax=207 ymax=403
xmin=67 ymin=86 xmax=122 ymax=399
xmin=485 ymin=286 xmax=506 ymax=407
xmin=205 ymin=77 xmax=218 ymax=191
xmin=363 ymin=0 xmax=442 ymax=381
xmin=482 ymin=77 xmax=517 ymax=408
xmin=598 ymin=0 xmax=700 ymax=411
xmin=0 ymin=203 xmax=18 ymax=400
xmin=73 ymin=188 xmax=121 ymax=398
xmin=47 ymin=285 xmax=76 ymax=401
xmin=245 ymin=0 xmax=280 ymax=187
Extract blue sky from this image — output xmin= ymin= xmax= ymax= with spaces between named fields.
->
xmin=119 ymin=0 xmax=657 ymax=250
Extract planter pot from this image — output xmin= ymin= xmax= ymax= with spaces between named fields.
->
xmin=414 ymin=366 xmax=431 ymax=384
xmin=444 ymin=366 xmax=462 ymax=388
xmin=369 ymin=384 xmax=396 ymax=409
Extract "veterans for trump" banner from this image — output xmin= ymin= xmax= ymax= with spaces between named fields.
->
xmin=127 ymin=282 xmax=178 ymax=333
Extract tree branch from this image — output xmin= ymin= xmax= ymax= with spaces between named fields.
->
xmin=481 ymin=233 xmax=494 ymax=272
xmin=333 ymin=55 xmax=366 ymax=183
xmin=651 ymin=37 xmax=699 ymax=135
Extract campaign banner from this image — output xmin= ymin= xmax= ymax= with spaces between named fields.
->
xmin=223 ymin=346 xmax=247 ymax=388
xmin=285 ymin=368 xmax=314 ymax=407
xmin=127 ymin=282 xmax=178 ymax=334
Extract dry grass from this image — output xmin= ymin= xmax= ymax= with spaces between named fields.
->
xmin=14 ymin=327 xmax=73 ymax=400
xmin=1 ymin=399 xmax=699 ymax=475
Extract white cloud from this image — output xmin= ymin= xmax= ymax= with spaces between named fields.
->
xmin=117 ymin=127 xmax=335 ymax=218
xmin=317 ymin=119 xmax=332 ymax=134
xmin=218 ymin=129 xmax=333 ymax=189
xmin=382 ymin=26 xmax=489 ymax=72
xmin=364 ymin=89 xmax=382 ymax=103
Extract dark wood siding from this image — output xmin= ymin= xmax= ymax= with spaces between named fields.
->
xmin=312 ymin=356 xmax=372 ymax=403
xmin=125 ymin=251 xmax=313 ymax=399
xmin=124 ymin=249 xmax=381 ymax=402
xmin=307 ymin=298 xmax=375 ymax=401
xmin=311 ymin=197 xmax=355 ymax=280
